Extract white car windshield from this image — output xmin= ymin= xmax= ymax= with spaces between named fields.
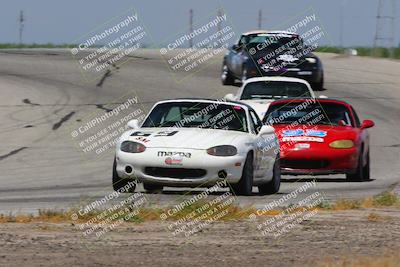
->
xmin=142 ymin=102 xmax=248 ymax=132
xmin=240 ymin=81 xmax=312 ymax=100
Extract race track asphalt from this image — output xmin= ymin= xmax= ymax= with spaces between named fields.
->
xmin=0 ymin=49 xmax=399 ymax=213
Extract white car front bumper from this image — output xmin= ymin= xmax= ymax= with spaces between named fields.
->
xmin=115 ymin=147 xmax=246 ymax=187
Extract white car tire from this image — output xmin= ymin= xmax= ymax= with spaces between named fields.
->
xmin=143 ymin=183 xmax=163 ymax=192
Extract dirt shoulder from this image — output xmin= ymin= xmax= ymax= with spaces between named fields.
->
xmin=1 ymin=207 xmax=399 ymax=267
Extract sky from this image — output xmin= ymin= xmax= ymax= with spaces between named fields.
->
xmin=0 ymin=0 xmax=399 ymax=47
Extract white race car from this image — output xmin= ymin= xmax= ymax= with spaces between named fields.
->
xmin=113 ymin=98 xmax=280 ymax=196
xmin=224 ymin=77 xmax=315 ymax=120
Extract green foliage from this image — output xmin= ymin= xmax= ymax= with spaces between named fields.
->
xmin=315 ymin=46 xmax=400 ymax=59
xmin=0 ymin=43 xmax=75 ymax=49
xmin=373 ymin=192 xmax=399 ymax=206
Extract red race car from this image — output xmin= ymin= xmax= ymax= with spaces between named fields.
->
xmin=263 ymin=98 xmax=375 ymax=181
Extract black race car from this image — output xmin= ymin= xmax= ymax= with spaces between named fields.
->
xmin=221 ymin=30 xmax=324 ymax=90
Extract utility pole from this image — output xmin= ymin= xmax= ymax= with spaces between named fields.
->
xmin=258 ymin=9 xmax=262 ymax=30
xmin=19 ymin=10 xmax=25 ymax=45
xmin=339 ymin=1 xmax=344 ymax=47
xmin=189 ymin=9 xmax=193 ymax=48
xmin=373 ymin=0 xmax=396 ymax=57
xmin=216 ymin=8 xmax=223 ymax=48
xmin=217 ymin=8 xmax=222 ymax=33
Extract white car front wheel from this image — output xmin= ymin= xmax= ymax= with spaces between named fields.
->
xmin=258 ymin=155 xmax=281 ymax=195
xmin=143 ymin=183 xmax=163 ymax=192
xmin=231 ymin=153 xmax=253 ymax=196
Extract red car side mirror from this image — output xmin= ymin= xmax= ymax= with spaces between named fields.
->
xmin=361 ymin=119 xmax=375 ymax=129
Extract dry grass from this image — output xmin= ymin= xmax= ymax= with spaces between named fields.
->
xmin=0 ymin=192 xmax=399 ymax=224
xmin=0 ymin=210 xmax=73 ymax=224
xmin=0 ymin=202 xmax=259 ymax=224
xmin=313 ymin=251 xmax=400 ymax=267
xmin=366 ymin=212 xmax=392 ymax=222
xmin=319 ymin=192 xmax=400 ymax=211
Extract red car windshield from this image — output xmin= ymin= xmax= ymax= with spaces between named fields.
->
xmin=263 ymin=101 xmax=354 ymax=127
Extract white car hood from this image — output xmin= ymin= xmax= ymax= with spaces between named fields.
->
xmin=123 ymin=127 xmax=248 ymax=149
xmin=240 ymin=99 xmax=274 ymax=120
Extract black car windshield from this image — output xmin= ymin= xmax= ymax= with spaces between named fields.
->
xmin=241 ymin=81 xmax=312 ymax=100
xmin=242 ymin=34 xmax=303 ymax=50
xmin=263 ymin=101 xmax=353 ymax=126
xmin=142 ymin=102 xmax=248 ymax=132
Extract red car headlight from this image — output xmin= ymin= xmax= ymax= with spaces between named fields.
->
xmin=329 ymin=140 xmax=354 ymax=149
xmin=120 ymin=141 xmax=146 ymax=153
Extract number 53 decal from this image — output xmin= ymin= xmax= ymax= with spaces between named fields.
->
xmin=130 ymin=131 xmax=178 ymax=137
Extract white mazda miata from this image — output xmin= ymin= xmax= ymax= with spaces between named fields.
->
xmin=113 ymin=98 xmax=280 ymax=196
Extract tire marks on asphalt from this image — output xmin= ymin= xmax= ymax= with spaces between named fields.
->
xmin=0 ymin=147 xmax=28 ymax=161
xmin=96 ymin=69 xmax=112 ymax=87
xmin=52 ymin=111 xmax=75 ymax=130
xmin=95 ymin=104 xmax=112 ymax=112
xmin=22 ymin=98 xmax=40 ymax=106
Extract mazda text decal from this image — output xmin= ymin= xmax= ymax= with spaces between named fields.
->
xmin=157 ymin=151 xmax=192 ymax=158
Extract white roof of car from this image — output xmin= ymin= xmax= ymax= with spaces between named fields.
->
xmin=243 ymin=76 xmax=311 ymax=86
xmin=154 ymin=98 xmax=249 ymax=109
xmin=239 ymin=77 xmax=315 ymax=98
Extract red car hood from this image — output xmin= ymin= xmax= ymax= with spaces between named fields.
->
xmin=273 ymin=124 xmax=359 ymax=150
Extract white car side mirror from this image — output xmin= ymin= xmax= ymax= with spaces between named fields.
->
xmin=224 ymin=93 xmax=235 ymax=101
xmin=258 ymin=125 xmax=275 ymax=136
xmin=127 ymin=119 xmax=140 ymax=129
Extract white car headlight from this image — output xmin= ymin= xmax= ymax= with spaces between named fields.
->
xmin=305 ymin=57 xmax=317 ymax=64
xmin=120 ymin=141 xmax=146 ymax=153
xmin=207 ymin=145 xmax=237 ymax=156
